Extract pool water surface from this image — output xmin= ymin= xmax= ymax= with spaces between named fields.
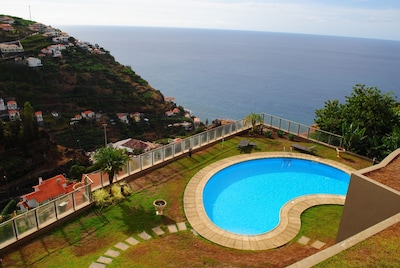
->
xmin=203 ymin=158 xmax=350 ymax=235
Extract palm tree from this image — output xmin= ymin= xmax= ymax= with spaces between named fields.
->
xmin=92 ymin=146 xmax=130 ymax=186
xmin=243 ymin=113 xmax=264 ymax=132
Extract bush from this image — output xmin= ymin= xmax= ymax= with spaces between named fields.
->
xmin=92 ymin=183 xmax=133 ymax=207
xmin=265 ymin=131 xmax=273 ymax=138
xmin=92 ymin=188 xmax=111 ymax=208
xmin=1 ymin=200 xmax=16 ymax=221
xmin=278 ymin=130 xmax=285 ymax=138
xmin=288 ymin=133 xmax=295 ymax=141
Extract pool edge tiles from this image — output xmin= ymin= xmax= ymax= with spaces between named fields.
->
xmin=183 ymin=152 xmax=354 ymax=250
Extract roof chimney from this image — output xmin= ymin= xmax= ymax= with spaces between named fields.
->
xmin=38 ymin=177 xmax=43 ymax=185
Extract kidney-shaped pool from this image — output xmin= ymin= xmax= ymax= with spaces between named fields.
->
xmin=203 ymin=157 xmax=350 ymax=235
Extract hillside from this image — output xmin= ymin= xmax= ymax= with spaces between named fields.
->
xmin=0 ymin=15 xmax=195 ymax=198
xmin=0 ymin=16 xmax=169 ymax=116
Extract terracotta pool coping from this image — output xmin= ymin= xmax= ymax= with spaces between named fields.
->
xmin=183 ymin=152 xmax=355 ymax=250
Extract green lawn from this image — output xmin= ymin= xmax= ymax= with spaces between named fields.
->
xmin=3 ymin=134 xmax=373 ymax=267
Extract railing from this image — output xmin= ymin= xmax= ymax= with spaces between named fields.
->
xmin=0 ymin=178 xmax=92 ymax=250
xmin=261 ymin=113 xmax=343 ymax=147
xmin=85 ymin=119 xmax=248 ymax=191
xmin=0 ymin=113 xmax=343 ymax=249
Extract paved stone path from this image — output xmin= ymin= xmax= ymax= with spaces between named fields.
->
xmin=297 ymin=236 xmax=326 ymax=249
xmin=89 ymin=222 xmax=187 ymax=267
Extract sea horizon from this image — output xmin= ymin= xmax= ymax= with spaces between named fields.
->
xmin=58 ymin=26 xmax=400 ymax=125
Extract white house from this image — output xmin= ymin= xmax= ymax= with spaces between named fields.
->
xmin=0 ymin=41 xmax=24 ymax=53
xmin=27 ymin=57 xmax=43 ymax=67
xmin=8 ymin=110 xmax=20 ymax=121
xmin=52 ymin=35 xmax=69 ymax=43
xmin=117 ymin=113 xmax=129 ymax=124
xmin=35 ymin=111 xmax=43 ymax=122
xmin=6 ymin=100 xmax=17 ymax=110
xmin=0 ymin=98 xmax=5 ymax=111
xmin=81 ymin=110 xmax=95 ymax=119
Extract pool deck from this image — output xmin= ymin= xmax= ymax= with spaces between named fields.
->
xmin=183 ymin=152 xmax=356 ymax=250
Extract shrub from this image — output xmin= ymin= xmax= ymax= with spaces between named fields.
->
xmin=93 ymin=183 xmax=133 ymax=207
xmin=92 ymin=188 xmax=111 ymax=208
xmin=1 ymin=200 xmax=16 ymax=221
xmin=111 ymin=184 xmax=125 ymax=202
xmin=288 ymin=133 xmax=295 ymax=141
xmin=265 ymin=131 xmax=273 ymax=138
xmin=278 ymin=130 xmax=285 ymax=138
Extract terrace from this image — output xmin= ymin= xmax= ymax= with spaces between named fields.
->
xmin=0 ymin=117 xmax=399 ymax=267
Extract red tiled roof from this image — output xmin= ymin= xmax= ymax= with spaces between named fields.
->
xmin=22 ymin=174 xmax=75 ymax=203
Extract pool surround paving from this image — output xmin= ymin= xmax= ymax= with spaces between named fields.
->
xmin=184 ymin=152 xmax=355 ymax=250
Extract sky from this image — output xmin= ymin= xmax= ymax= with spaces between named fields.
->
xmin=2 ymin=0 xmax=400 ymax=41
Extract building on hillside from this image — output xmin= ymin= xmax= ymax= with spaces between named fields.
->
xmin=17 ymin=174 xmax=77 ymax=212
xmin=193 ymin=117 xmax=201 ymax=128
xmin=35 ymin=111 xmax=44 ymax=124
xmin=0 ymin=40 xmax=24 ymax=59
xmin=112 ymin=138 xmax=161 ymax=154
xmin=117 ymin=113 xmax=129 ymax=124
xmin=0 ymin=98 xmax=5 ymax=111
xmin=81 ymin=110 xmax=95 ymax=119
xmin=28 ymin=22 xmax=46 ymax=32
xmin=0 ymin=16 xmax=15 ymax=24
xmin=0 ymin=24 xmax=14 ymax=31
xmin=6 ymin=100 xmax=17 ymax=110
xmin=8 ymin=110 xmax=20 ymax=121
xmin=165 ymin=107 xmax=180 ymax=117
xmin=165 ymin=97 xmax=175 ymax=103
xmin=26 ymin=57 xmax=43 ymax=67
xmin=0 ymin=99 xmax=20 ymax=121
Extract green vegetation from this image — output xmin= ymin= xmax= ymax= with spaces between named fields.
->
xmin=315 ymin=84 xmax=399 ymax=160
xmin=243 ymin=112 xmax=264 ymax=133
xmin=2 ymin=134 xmax=373 ymax=267
xmin=92 ymin=147 xmax=130 ymax=185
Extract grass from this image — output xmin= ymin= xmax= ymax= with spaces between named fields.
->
xmin=3 ymin=134 xmax=373 ymax=267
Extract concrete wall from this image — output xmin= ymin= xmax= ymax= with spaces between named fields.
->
xmin=336 ymin=150 xmax=400 ymax=242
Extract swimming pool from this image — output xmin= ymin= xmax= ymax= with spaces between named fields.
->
xmin=184 ymin=153 xmax=355 ymax=250
xmin=203 ymin=158 xmax=350 ymax=235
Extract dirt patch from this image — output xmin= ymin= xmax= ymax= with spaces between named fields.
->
xmin=365 ymin=155 xmax=400 ymax=191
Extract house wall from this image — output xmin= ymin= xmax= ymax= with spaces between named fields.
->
xmin=336 ymin=160 xmax=400 ymax=242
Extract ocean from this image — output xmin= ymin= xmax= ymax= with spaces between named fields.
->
xmin=58 ymin=26 xmax=400 ymax=125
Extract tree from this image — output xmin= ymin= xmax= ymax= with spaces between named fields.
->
xmin=92 ymin=147 xmax=130 ymax=187
xmin=21 ymin=101 xmax=38 ymax=143
xmin=314 ymin=84 xmax=398 ymax=159
xmin=244 ymin=113 xmax=264 ymax=132
xmin=343 ymin=85 xmax=397 ymax=139
xmin=315 ymin=100 xmax=344 ymax=134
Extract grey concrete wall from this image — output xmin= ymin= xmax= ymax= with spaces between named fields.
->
xmin=336 ymin=173 xmax=400 ymax=242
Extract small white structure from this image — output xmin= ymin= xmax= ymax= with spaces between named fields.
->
xmin=6 ymin=100 xmax=17 ymax=110
xmin=35 ymin=111 xmax=43 ymax=122
xmin=27 ymin=57 xmax=43 ymax=67
xmin=0 ymin=98 xmax=5 ymax=111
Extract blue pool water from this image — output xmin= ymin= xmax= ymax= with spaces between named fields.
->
xmin=203 ymin=158 xmax=350 ymax=235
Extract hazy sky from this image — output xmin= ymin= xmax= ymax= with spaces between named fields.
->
xmin=2 ymin=0 xmax=400 ymax=40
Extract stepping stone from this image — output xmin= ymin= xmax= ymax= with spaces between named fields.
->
xmin=152 ymin=226 xmax=165 ymax=236
xmin=126 ymin=237 xmax=140 ymax=246
xmin=311 ymin=240 xmax=326 ymax=249
xmin=114 ymin=242 xmax=129 ymax=251
xmin=191 ymin=229 xmax=199 ymax=236
xmin=298 ymin=236 xmax=310 ymax=245
xmin=167 ymin=224 xmax=178 ymax=233
xmin=89 ymin=262 xmax=106 ymax=268
xmin=104 ymin=249 xmax=120 ymax=258
xmin=97 ymin=256 xmax=113 ymax=264
xmin=138 ymin=231 xmax=152 ymax=240
xmin=177 ymin=222 xmax=187 ymax=231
